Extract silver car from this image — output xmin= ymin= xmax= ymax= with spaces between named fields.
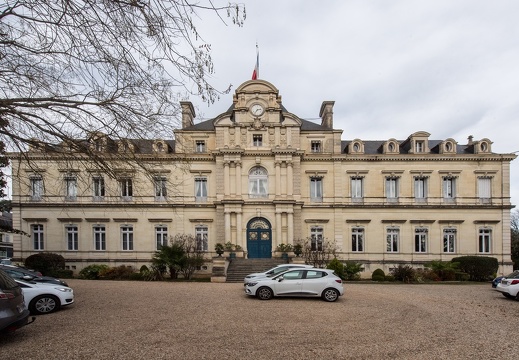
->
xmin=245 ymin=268 xmax=344 ymax=302
xmin=244 ymin=264 xmax=314 ymax=285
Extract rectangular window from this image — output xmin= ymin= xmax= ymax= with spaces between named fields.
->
xmin=351 ymin=227 xmax=364 ymax=252
xmin=443 ymin=228 xmax=456 ymax=253
xmin=415 ymin=141 xmax=424 ymax=153
xmin=65 ymin=176 xmax=77 ymax=200
xmin=30 ymin=176 xmax=44 ymax=200
xmin=310 ymin=177 xmax=323 ymax=202
xmin=121 ymin=226 xmax=133 ymax=251
xmin=195 ymin=226 xmax=208 ymax=252
xmin=120 ymin=178 xmax=133 ymax=200
xmin=414 ymin=228 xmax=428 ymax=253
xmin=154 ymin=177 xmax=167 ymax=200
xmin=32 ymin=224 xmax=44 ymax=250
xmin=311 ymin=141 xmax=321 ymax=153
xmin=195 ymin=140 xmax=206 ymax=153
xmin=478 ymin=177 xmax=491 ymax=203
xmin=385 ymin=177 xmax=399 ymax=201
xmin=310 ymin=226 xmax=323 ymax=251
xmin=253 ymin=134 xmax=262 ymax=147
xmin=351 ymin=177 xmax=363 ymax=201
xmin=66 ymin=225 xmax=79 ymax=251
xmin=155 ymin=226 xmax=168 ymax=249
xmin=443 ymin=177 xmax=456 ymax=200
xmin=93 ymin=177 xmax=105 ymax=200
xmin=195 ymin=177 xmax=208 ymax=201
xmin=94 ymin=225 xmax=106 ymax=251
xmin=386 ymin=228 xmax=399 ymax=252
xmin=414 ymin=177 xmax=427 ymax=201
xmin=479 ymin=228 xmax=492 ymax=253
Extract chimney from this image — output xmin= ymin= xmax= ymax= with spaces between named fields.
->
xmin=467 ymin=135 xmax=473 ymax=145
xmin=180 ymin=101 xmax=196 ymax=129
xmin=319 ymin=101 xmax=335 ymax=129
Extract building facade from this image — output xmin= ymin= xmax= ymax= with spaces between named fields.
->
xmin=9 ymin=80 xmax=517 ymax=276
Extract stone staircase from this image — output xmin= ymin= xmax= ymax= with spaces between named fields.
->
xmin=225 ymin=258 xmax=287 ymax=283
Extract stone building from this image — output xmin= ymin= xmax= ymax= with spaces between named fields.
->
xmin=8 ymin=80 xmax=516 ymax=276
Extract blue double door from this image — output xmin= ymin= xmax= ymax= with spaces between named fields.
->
xmin=246 ymin=217 xmax=272 ymax=259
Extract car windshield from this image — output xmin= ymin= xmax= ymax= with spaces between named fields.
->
xmin=505 ymin=271 xmax=519 ymax=279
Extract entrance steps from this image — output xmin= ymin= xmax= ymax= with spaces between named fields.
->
xmin=225 ymin=258 xmax=287 ymax=283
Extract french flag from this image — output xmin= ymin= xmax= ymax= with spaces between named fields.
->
xmin=252 ymin=44 xmax=259 ymax=80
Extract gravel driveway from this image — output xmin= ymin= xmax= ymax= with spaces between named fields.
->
xmin=1 ymin=280 xmax=517 ymax=359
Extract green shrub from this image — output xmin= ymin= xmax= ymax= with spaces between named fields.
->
xmin=327 ymin=258 xmax=345 ymax=279
xmin=139 ymin=265 xmax=149 ymax=273
xmin=54 ymin=269 xmax=74 ymax=279
xmin=25 ymin=252 xmax=65 ymax=276
xmin=344 ymin=261 xmax=363 ymax=281
xmin=425 ymin=260 xmax=459 ymax=281
xmin=100 ymin=265 xmax=135 ymax=280
xmin=455 ymin=272 xmax=470 ymax=281
xmin=372 ymin=268 xmax=385 ymax=282
xmin=390 ymin=264 xmax=415 ymax=283
xmin=129 ymin=272 xmax=145 ymax=281
xmin=451 ymin=256 xmax=498 ymax=282
xmin=79 ymin=264 xmax=109 ymax=280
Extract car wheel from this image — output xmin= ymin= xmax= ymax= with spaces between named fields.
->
xmin=256 ymin=287 xmax=273 ymax=300
xmin=29 ymin=295 xmax=60 ymax=315
xmin=502 ymin=293 xmax=514 ymax=299
xmin=322 ymin=288 xmax=339 ymax=302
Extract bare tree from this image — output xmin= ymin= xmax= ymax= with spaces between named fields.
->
xmin=297 ymin=237 xmax=337 ymax=268
xmin=0 ymin=1 xmax=246 ymax=173
xmin=511 ymin=210 xmax=519 ymax=269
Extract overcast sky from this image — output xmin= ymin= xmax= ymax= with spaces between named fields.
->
xmin=187 ymin=0 xmax=519 ymax=206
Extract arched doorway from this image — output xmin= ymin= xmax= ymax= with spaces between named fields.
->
xmin=246 ymin=217 xmax=272 ymax=258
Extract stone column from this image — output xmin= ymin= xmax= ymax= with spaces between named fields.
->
xmin=236 ymin=211 xmax=243 ymax=249
xmin=235 ymin=161 xmax=242 ymax=198
xmin=224 ymin=211 xmax=231 ymax=243
xmin=275 ymin=161 xmax=281 ymax=196
xmin=224 ymin=161 xmax=230 ymax=196
xmin=276 ymin=211 xmax=282 ymax=247
xmin=288 ymin=211 xmax=294 ymax=244
xmin=287 ymin=161 xmax=293 ymax=196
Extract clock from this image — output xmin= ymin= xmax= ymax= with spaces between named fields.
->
xmin=250 ymin=103 xmax=265 ymax=116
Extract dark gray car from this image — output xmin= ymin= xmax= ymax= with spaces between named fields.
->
xmin=0 ymin=265 xmax=68 ymax=287
xmin=0 ymin=268 xmax=31 ymax=333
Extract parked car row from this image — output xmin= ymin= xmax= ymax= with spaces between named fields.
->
xmin=0 ymin=264 xmax=74 ymax=333
xmin=244 ymin=264 xmax=344 ymax=302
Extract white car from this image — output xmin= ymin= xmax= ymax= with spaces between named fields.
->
xmin=245 ymin=268 xmax=344 ymax=302
xmin=495 ymin=271 xmax=519 ymax=300
xmin=244 ymin=264 xmax=314 ymax=285
xmin=15 ymin=280 xmax=74 ymax=315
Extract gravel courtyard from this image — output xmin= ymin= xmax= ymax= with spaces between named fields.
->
xmin=1 ymin=280 xmax=518 ymax=360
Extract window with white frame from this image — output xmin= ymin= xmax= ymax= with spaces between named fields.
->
xmin=479 ymin=228 xmax=492 ymax=253
xmin=386 ymin=228 xmax=399 ymax=252
xmin=351 ymin=177 xmax=363 ymax=201
xmin=120 ymin=178 xmax=133 ymax=200
xmin=94 ymin=225 xmax=106 ymax=251
xmin=121 ymin=226 xmax=133 ymax=251
xmin=195 ymin=177 xmax=208 ymax=201
xmin=65 ymin=176 xmax=77 ymax=200
xmin=195 ymin=140 xmax=206 ymax=153
xmin=66 ymin=225 xmax=78 ymax=251
xmin=32 ymin=224 xmax=44 ymax=250
xmin=311 ymin=141 xmax=322 ymax=153
xmin=93 ymin=176 xmax=105 ymax=200
xmin=248 ymin=167 xmax=268 ymax=198
xmin=414 ymin=227 xmax=428 ymax=253
xmin=154 ymin=177 xmax=167 ymax=200
xmin=30 ymin=176 xmax=44 ymax=200
xmin=414 ymin=177 xmax=427 ymax=201
xmin=478 ymin=177 xmax=491 ymax=203
xmin=310 ymin=177 xmax=323 ymax=202
xmin=442 ymin=177 xmax=456 ymax=200
xmin=415 ymin=141 xmax=425 ymax=153
xmin=195 ymin=226 xmax=208 ymax=252
xmin=443 ymin=228 xmax=456 ymax=253
xmin=155 ymin=226 xmax=168 ymax=249
xmin=310 ymin=226 xmax=323 ymax=251
xmin=385 ymin=177 xmax=399 ymax=201
xmin=253 ymin=134 xmax=262 ymax=147
xmin=351 ymin=227 xmax=364 ymax=252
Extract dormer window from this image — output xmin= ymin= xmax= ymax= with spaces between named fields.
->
xmin=353 ymin=143 xmax=360 ymax=152
xmin=415 ymin=141 xmax=424 ymax=153
xmin=95 ymin=139 xmax=103 ymax=152
xmin=154 ymin=140 xmax=167 ymax=153
xmin=445 ymin=142 xmax=453 ymax=152
xmin=195 ymin=140 xmax=206 ymax=153
xmin=311 ymin=141 xmax=321 ymax=153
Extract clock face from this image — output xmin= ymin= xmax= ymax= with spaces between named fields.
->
xmin=250 ymin=104 xmax=264 ymax=116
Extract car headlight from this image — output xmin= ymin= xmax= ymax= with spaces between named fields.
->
xmin=246 ymin=282 xmax=258 ymax=287
xmin=55 ymin=287 xmax=72 ymax=292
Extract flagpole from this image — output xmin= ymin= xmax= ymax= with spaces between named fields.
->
xmin=252 ymin=43 xmax=259 ymax=80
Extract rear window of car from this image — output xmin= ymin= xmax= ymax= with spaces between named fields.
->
xmin=306 ymin=270 xmax=326 ymax=279
xmin=0 ymin=269 xmax=19 ymax=290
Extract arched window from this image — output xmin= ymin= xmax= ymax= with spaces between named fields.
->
xmin=249 ymin=166 xmax=268 ymax=198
